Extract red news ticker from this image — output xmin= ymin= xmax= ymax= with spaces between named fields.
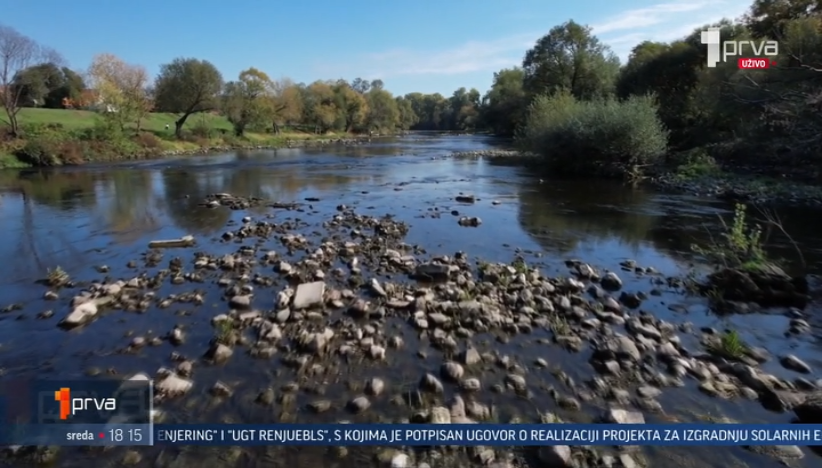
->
xmin=738 ymin=58 xmax=776 ymax=69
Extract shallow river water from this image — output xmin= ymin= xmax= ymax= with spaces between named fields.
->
xmin=0 ymin=133 xmax=821 ymax=467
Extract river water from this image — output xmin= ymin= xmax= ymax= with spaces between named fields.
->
xmin=0 ymin=133 xmax=821 ymax=467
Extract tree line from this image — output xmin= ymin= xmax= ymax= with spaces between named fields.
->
xmin=0 ymin=26 xmax=486 ymax=139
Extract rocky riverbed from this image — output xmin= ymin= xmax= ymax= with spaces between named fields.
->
xmin=2 ymin=189 xmax=820 ymax=468
xmin=450 ymin=150 xmax=537 ymax=161
xmin=1 ymin=134 xmax=821 ymax=468
xmin=651 ymin=173 xmax=822 ymax=207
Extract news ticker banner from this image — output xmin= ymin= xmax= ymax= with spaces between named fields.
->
xmin=0 ymin=378 xmax=153 ymax=445
xmin=3 ymin=423 xmax=822 ymax=446
xmin=0 ymin=381 xmax=820 ymax=447
xmin=151 ymin=424 xmax=822 ymax=446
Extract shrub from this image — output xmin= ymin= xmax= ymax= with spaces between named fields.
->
xmin=16 ymin=140 xmax=61 ymax=166
xmin=135 ymin=132 xmax=162 ymax=149
xmin=516 ymin=91 xmax=669 ymax=177
xmin=19 ymin=123 xmax=65 ymax=138
xmin=221 ymin=134 xmax=241 ymax=147
xmin=670 ymin=147 xmax=721 ymax=180
xmin=190 ymin=120 xmax=214 ymax=139
xmin=691 ymin=203 xmax=766 ymax=270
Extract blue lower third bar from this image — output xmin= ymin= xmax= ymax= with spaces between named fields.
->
xmin=8 ymin=423 xmax=822 ymax=447
xmin=153 ymin=423 xmax=822 ymax=446
xmin=4 ymin=424 xmax=152 ymax=446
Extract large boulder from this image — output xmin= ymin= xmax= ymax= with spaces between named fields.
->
xmin=706 ymin=264 xmax=808 ymax=308
xmin=794 ymin=391 xmax=822 ymax=424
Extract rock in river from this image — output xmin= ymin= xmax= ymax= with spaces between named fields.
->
xmin=292 ymin=281 xmax=326 ymax=309
xmin=780 ymin=354 xmax=812 ymax=374
xmin=413 ymin=263 xmax=451 ymax=280
xmin=60 ymin=301 xmax=98 ymax=327
xmin=706 ymin=264 xmax=809 ymax=308
xmin=229 ymin=294 xmax=252 ymax=309
xmin=600 ymin=271 xmax=623 ymax=290
xmin=604 ymin=408 xmax=645 ymax=424
xmin=538 ymin=445 xmax=572 ymax=467
xmin=156 ymin=373 xmax=193 ymax=397
xmin=794 ymin=391 xmax=822 ymax=423
xmin=347 ymin=396 xmax=370 ymax=413
xmin=441 ymin=361 xmax=464 ymax=381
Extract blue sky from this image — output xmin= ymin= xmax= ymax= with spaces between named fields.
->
xmin=5 ymin=0 xmax=751 ymax=96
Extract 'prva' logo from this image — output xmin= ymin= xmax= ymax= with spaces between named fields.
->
xmin=54 ymin=387 xmax=117 ymax=420
xmin=700 ymin=27 xmax=778 ymax=69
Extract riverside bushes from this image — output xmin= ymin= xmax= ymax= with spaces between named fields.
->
xmin=515 ymin=92 xmax=668 ymax=177
xmin=11 ymin=122 xmax=148 ymax=166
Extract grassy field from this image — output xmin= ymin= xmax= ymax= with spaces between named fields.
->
xmin=0 ymin=108 xmax=348 ymax=168
xmin=16 ymin=107 xmax=235 ymax=134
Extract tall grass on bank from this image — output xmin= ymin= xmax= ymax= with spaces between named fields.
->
xmin=515 ymin=92 xmax=668 ymax=178
xmin=0 ymin=108 xmax=347 ymax=168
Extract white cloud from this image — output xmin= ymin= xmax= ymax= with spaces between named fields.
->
xmin=315 ymin=33 xmax=538 ymax=80
xmin=593 ymin=0 xmax=752 ymax=59
xmin=591 ymin=1 xmax=711 ymax=34
xmin=315 ymin=0 xmax=751 ymax=80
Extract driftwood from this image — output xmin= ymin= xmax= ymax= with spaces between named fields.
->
xmin=148 ymin=235 xmax=195 ymax=249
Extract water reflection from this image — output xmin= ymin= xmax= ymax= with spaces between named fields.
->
xmin=161 ymin=170 xmax=232 ymax=234
xmin=516 ymin=178 xmax=657 ymax=255
xmin=2 ymin=141 xmax=822 ymax=283
xmin=1 ymin=169 xmax=98 ymax=211
xmin=514 ymin=176 xmax=822 ymax=276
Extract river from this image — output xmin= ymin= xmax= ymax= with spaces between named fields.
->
xmin=0 ymin=133 xmax=821 ymax=467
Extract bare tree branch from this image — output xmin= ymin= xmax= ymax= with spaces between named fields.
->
xmin=0 ymin=25 xmax=58 ymax=136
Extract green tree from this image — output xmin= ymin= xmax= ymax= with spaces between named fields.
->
xmin=222 ymin=67 xmax=275 ymax=136
xmin=447 ymin=87 xmax=481 ymax=131
xmin=719 ymin=17 xmax=822 ymax=162
xmin=12 ymin=63 xmax=60 ymax=107
xmin=14 ymin=64 xmax=86 ymax=109
xmin=365 ymin=87 xmax=399 ymax=131
xmin=332 ymin=80 xmax=368 ymax=131
xmin=394 ymin=96 xmax=418 ymax=130
xmin=523 ymin=20 xmax=620 ymax=100
xmin=616 ymin=40 xmax=703 ymax=146
xmin=153 ymin=58 xmax=223 ymax=138
xmin=351 ymin=77 xmax=371 ymax=94
xmin=745 ymin=0 xmax=822 ymax=38
xmin=51 ymin=67 xmax=85 ymax=108
xmin=301 ymin=81 xmax=337 ymax=133
xmin=616 ymin=21 xmax=749 ymax=148
xmin=480 ymin=68 xmax=527 ymax=136
xmin=268 ymin=78 xmax=303 ymax=133
xmin=404 ymin=92 xmax=450 ymax=130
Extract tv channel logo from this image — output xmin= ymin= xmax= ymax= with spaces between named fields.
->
xmin=54 ymin=387 xmax=116 ymax=420
xmin=701 ymin=27 xmax=778 ymax=69
xmin=36 ymin=380 xmax=152 ymax=424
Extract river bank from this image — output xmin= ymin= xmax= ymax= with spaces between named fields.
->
xmin=650 ymin=171 xmax=822 ymax=207
xmin=0 ymin=132 xmax=372 ymax=169
xmin=0 ymin=134 xmax=821 ymax=468
xmin=448 ymin=149 xmax=822 ymax=207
